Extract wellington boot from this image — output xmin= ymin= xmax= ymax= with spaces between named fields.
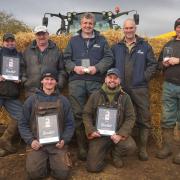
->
xmin=0 ymin=118 xmax=17 ymax=154
xmin=156 ymin=128 xmax=173 ymax=159
xmin=76 ymin=126 xmax=88 ymax=161
xmin=113 ymin=157 xmax=124 ymax=168
xmin=138 ymin=128 xmax=149 ymax=161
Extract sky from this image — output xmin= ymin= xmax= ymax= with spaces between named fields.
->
xmin=0 ymin=0 xmax=179 ymax=37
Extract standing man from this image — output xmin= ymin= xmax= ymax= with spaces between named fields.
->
xmin=83 ymin=68 xmax=136 ymax=172
xmin=64 ymin=13 xmax=113 ymax=160
xmin=18 ymin=68 xmax=74 ymax=179
xmin=156 ymin=18 xmax=180 ymax=164
xmin=112 ymin=18 xmax=157 ymax=161
xmin=0 ymin=33 xmax=24 ymax=156
xmin=23 ymin=25 xmax=67 ymax=98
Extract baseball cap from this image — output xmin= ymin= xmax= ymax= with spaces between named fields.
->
xmin=3 ymin=33 xmax=15 ymax=41
xmin=106 ymin=68 xmax=121 ymax=78
xmin=34 ymin=25 xmax=48 ymax=34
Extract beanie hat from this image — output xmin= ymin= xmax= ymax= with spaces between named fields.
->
xmin=174 ymin=18 xmax=180 ymax=30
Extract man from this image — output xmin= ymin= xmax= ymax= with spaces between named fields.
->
xmin=112 ymin=18 xmax=157 ymax=161
xmin=22 ymin=25 xmax=67 ymax=98
xmin=83 ymin=68 xmax=136 ymax=172
xmin=0 ymin=33 xmax=24 ymax=157
xmin=64 ymin=13 xmax=113 ymax=160
xmin=156 ymin=18 xmax=180 ymax=164
xmin=18 ymin=68 xmax=74 ymax=179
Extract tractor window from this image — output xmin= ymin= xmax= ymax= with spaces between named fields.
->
xmin=69 ymin=13 xmax=110 ymax=34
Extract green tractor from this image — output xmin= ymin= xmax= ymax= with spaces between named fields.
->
xmin=42 ymin=7 xmax=139 ymax=35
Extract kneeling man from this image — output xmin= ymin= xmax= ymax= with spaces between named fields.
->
xmin=19 ymin=68 xmax=74 ymax=179
xmin=83 ymin=68 xmax=136 ymax=172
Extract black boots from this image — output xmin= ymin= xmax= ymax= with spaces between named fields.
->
xmin=138 ymin=128 xmax=149 ymax=161
xmin=0 ymin=118 xmax=18 ymax=157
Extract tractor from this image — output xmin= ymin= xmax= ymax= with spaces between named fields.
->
xmin=42 ymin=7 xmax=139 ymax=35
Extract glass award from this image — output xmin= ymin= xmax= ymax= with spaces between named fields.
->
xmin=81 ymin=58 xmax=90 ymax=73
xmin=1 ymin=56 xmax=20 ymax=81
xmin=163 ymin=47 xmax=173 ymax=62
xmin=96 ymin=106 xmax=117 ymax=136
xmin=36 ymin=114 xmax=60 ymax=144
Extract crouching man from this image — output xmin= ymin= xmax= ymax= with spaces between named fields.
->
xmin=18 ymin=68 xmax=74 ymax=180
xmin=83 ymin=68 xmax=136 ymax=172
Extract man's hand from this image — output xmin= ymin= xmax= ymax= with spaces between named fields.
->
xmin=111 ymin=134 xmax=126 ymax=144
xmin=74 ymin=66 xmax=85 ymax=75
xmin=56 ymin=140 xmax=65 ymax=149
xmin=88 ymin=131 xmax=101 ymax=140
xmin=168 ymin=57 xmax=180 ymax=66
xmin=162 ymin=60 xmax=170 ymax=67
xmin=88 ymin=66 xmax=97 ymax=75
xmin=0 ymin=75 xmax=5 ymax=82
xmin=31 ymin=140 xmax=42 ymax=150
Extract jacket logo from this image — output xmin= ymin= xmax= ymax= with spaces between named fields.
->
xmin=93 ymin=44 xmax=101 ymax=48
xmin=137 ymin=50 xmax=144 ymax=54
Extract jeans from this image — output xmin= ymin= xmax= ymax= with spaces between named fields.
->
xmin=0 ymin=98 xmax=23 ymax=121
xmin=162 ymin=81 xmax=180 ymax=128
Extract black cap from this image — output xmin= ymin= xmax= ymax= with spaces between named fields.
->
xmin=174 ymin=18 xmax=180 ymax=30
xmin=3 ymin=33 xmax=15 ymax=41
xmin=41 ymin=68 xmax=58 ymax=81
xmin=106 ymin=68 xmax=121 ymax=78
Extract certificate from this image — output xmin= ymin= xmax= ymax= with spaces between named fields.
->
xmin=36 ymin=114 xmax=60 ymax=144
xmin=96 ymin=107 xmax=117 ymax=136
xmin=1 ymin=56 xmax=20 ymax=81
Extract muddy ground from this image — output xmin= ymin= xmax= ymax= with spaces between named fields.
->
xmin=0 ymin=138 xmax=180 ymax=180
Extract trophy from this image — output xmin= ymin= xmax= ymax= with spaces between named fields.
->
xmin=81 ymin=58 xmax=90 ymax=73
xmin=36 ymin=114 xmax=60 ymax=144
xmin=1 ymin=56 xmax=20 ymax=80
xmin=96 ymin=106 xmax=117 ymax=136
xmin=163 ymin=47 xmax=173 ymax=62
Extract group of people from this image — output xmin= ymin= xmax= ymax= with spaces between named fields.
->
xmin=0 ymin=12 xmax=179 ymax=179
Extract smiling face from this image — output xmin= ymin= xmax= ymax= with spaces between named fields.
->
xmin=3 ymin=38 xmax=16 ymax=49
xmin=105 ymin=74 xmax=121 ymax=90
xmin=35 ymin=32 xmax=49 ymax=47
xmin=80 ymin=17 xmax=94 ymax=36
xmin=41 ymin=76 xmax=57 ymax=92
xmin=123 ymin=19 xmax=136 ymax=41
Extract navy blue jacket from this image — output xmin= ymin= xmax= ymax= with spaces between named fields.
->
xmin=112 ymin=37 xmax=157 ymax=88
xmin=64 ymin=30 xmax=113 ymax=82
xmin=18 ymin=89 xmax=75 ymax=145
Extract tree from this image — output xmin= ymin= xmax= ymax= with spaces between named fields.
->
xmin=0 ymin=11 xmax=31 ymax=34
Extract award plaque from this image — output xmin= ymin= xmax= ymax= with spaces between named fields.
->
xmin=1 ymin=56 xmax=20 ymax=81
xmin=81 ymin=58 xmax=90 ymax=68
xmin=163 ymin=47 xmax=173 ymax=62
xmin=36 ymin=114 xmax=60 ymax=144
xmin=96 ymin=106 xmax=117 ymax=136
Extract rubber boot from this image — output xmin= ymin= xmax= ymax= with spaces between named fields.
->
xmin=138 ymin=128 xmax=149 ymax=161
xmin=75 ymin=125 xmax=88 ymax=161
xmin=173 ymin=123 xmax=180 ymax=164
xmin=112 ymin=157 xmax=124 ymax=168
xmin=0 ymin=118 xmax=18 ymax=156
xmin=156 ymin=128 xmax=173 ymax=159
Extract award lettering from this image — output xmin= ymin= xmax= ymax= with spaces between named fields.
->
xmin=1 ymin=56 xmax=20 ymax=80
xmin=37 ymin=114 xmax=60 ymax=144
xmin=96 ymin=107 xmax=117 ymax=136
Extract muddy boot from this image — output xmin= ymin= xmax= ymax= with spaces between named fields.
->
xmin=138 ymin=128 xmax=149 ymax=161
xmin=156 ymin=128 xmax=173 ymax=159
xmin=76 ymin=126 xmax=87 ymax=161
xmin=112 ymin=157 xmax=124 ymax=168
xmin=0 ymin=148 xmax=8 ymax=157
xmin=173 ymin=153 xmax=180 ymax=164
xmin=0 ymin=118 xmax=18 ymax=156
